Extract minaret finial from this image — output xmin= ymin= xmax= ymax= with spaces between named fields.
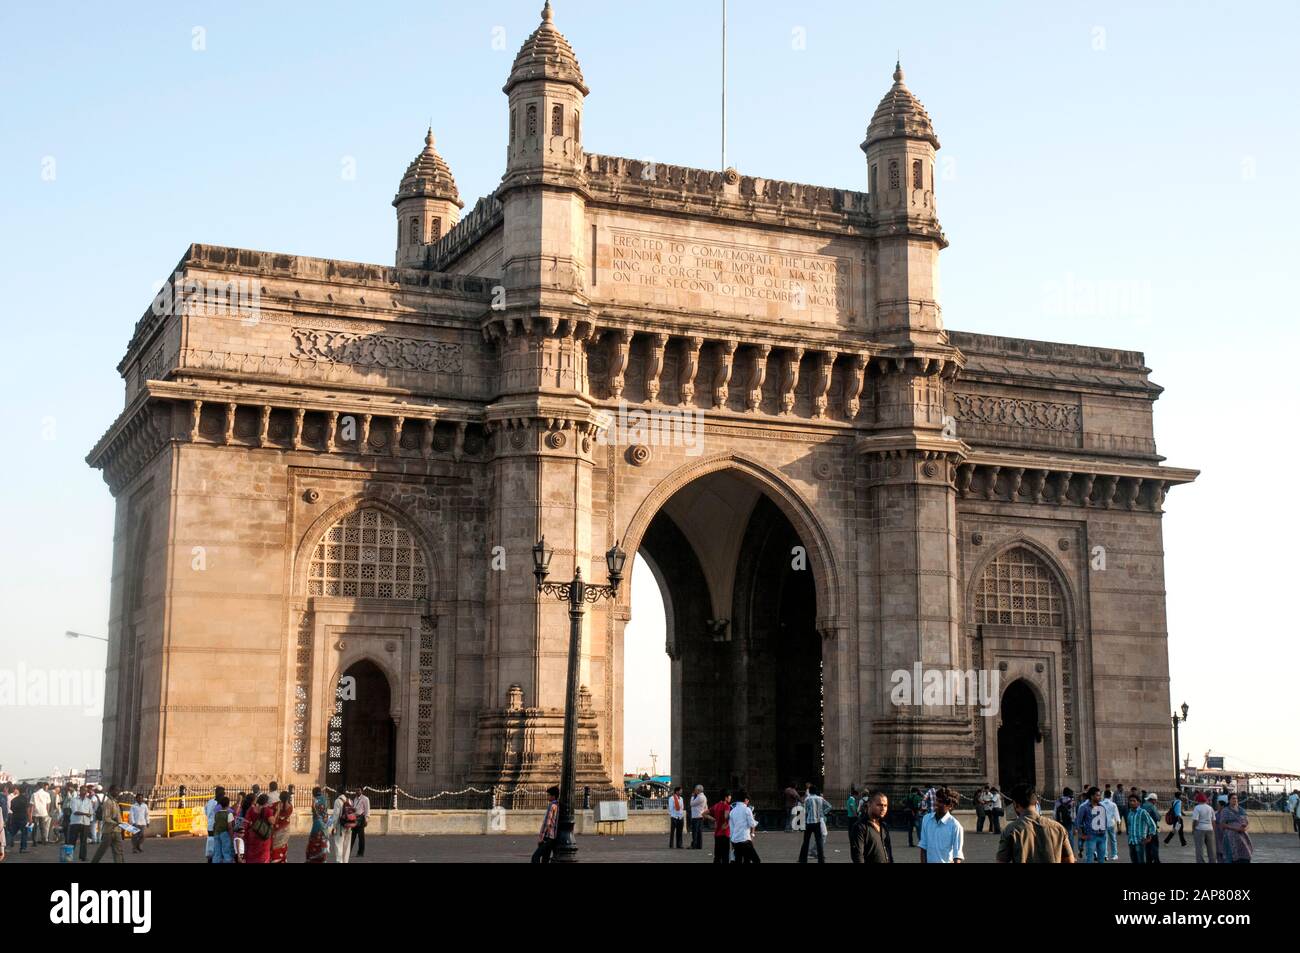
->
xmin=425 ymin=126 xmax=435 ymax=149
xmin=542 ymin=0 xmax=553 ymax=23
xmin=894 ymin=58 xmax=904 ymax=84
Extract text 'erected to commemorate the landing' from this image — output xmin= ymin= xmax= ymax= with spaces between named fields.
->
xmin=606 ymin=228 xmax=851 ymax=310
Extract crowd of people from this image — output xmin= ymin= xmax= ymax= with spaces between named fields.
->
xmin=0 ymin=779 xmax=374 ymax=864
xmin=533 ymin=779 xmax=1300 ymax=863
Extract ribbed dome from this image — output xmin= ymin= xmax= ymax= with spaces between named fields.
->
xmin=863 ymin=63 xmax=939 ymax=149
xmin=394 ymin=128 xmax=463 ymax=208
xmin=504 ymin=1 xmax=588 ymax=95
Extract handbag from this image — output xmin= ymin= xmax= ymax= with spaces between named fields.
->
xmin=251 ymin=810 xmax=273 ymax=840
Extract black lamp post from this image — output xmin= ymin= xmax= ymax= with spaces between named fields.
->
xmin=1171 ymin=701 xmax=1189 ymax=791
xmin=532 ymin=535 xmax=626 ymax=863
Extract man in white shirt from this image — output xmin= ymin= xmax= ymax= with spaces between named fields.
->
xmin=31 ymin=783 xmax=51 ymax=845
xmin=1101 ymin=791 xmax=1120 ymax=860
xmin=688 ymin=785 xmax=708 ymax=850
xmin=68 ymin=786 xmax=95 ymax=862
xmin=351 ymin=789 xmax=371 ymax=858
xmin=919 ymin=787 xmax=965 ymax=863
xmin=90 ymin=785 xmax=105 ymax=843
xmin=328 ymin=791 xmax=353 ymax=864
xmin=667 ymin=786 xmax=685 ymax=849
xmin=129 ymin=795 xmax=150 ymax=853
xmin=728 ymin=790 xmax=760 ymax=863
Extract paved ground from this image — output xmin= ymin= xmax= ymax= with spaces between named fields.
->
xmin=8 ymin=830 xmax=1300 ymax=863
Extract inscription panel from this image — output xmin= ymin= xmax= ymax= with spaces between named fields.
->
xmin=597 ymin=224 xmax=859 ymax=325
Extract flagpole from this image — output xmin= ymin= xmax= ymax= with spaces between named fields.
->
xmin=721 ymin=0 xmax=727 ymax=170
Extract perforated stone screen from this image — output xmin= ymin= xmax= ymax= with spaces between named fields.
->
xmin=975 ymin=546 xmax=1063 ymax=627
xmin=308 ymin=508 xmax=428 ymax=599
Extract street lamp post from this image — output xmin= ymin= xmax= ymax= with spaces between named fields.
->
xmin=65 ymin=631 xmax=109 ymax=643
xmin=532 ymin=535 xmax=625 ymax=864
xmin=1171 ymin=701 xmax=1189 ymax=791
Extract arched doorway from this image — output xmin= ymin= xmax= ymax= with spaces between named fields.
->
xmin=998 ymin=680 xmax=1038 ymax=791
xmin=328 ymin=660 xmax=396 ymax=792
xmin=629 ymin=468 xmax=824 ymax=802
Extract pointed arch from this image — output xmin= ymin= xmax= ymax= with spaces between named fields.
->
xmin=966 ymin=537 xmax=1077 ymax=635
xmin=619 ymin=452 xmax=843 ymax=632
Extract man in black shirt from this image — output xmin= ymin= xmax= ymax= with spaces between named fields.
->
xmin=852 ymin=791 xmax=893 ymax=863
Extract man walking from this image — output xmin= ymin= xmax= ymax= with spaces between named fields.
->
xmin=91 ymin=787 xmax=127 ymax=863
xmin=667 ymin=786 xmax=685 ymax=848
xmin=918 ymin=787 xmax=964 ymax=863
xmin=710 ymin=790 xmax=732 ymax=863
xmin=729 ymin=790 xmax=760 ymax=863
xmin=797 ymin=785 xmax=831 ymax=863
xmin=1142 ymin=793 xmax=1162 ymax=863
xmin=531 ymin=786 xmax=560 ymax=863
xmin=351 ymin=787 xmax=370 ymax=858
xmin=996 ymin=784 xmax=1075 ymax=863
xmin=1125 ymin=793 xmax=1157 ymax=864
xmin=1165 ymin=792 xmax=1187 ymax=846
xmin=688 ymin=785 xmax=708 ymax=850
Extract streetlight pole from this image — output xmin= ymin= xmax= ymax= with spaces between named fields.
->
xmin=533 ymin=536 xmax=625 ymax=864
xmin=1171 ymin=702 xmax=1189 ymax=792
xmin=65 ymin=630 xmax=109 ymax=643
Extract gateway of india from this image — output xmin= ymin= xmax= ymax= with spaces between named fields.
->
xmin=89 ymin=3 xmax=1196 ymax=801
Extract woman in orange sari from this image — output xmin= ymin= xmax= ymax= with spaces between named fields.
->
xmin=269 ymin=791 xmax=293 ymax=863
xmin=242 ymin=793 xmax=276 ymax=864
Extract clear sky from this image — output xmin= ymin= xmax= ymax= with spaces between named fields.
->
xmin=1 ymin=1 xmax=1296 ymax=781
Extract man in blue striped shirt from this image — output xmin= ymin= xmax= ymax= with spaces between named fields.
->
xmin=1125 ymin=793 xmax=1157 ymax=864
xmin=797 ymin=785 xmax=832 ymax=863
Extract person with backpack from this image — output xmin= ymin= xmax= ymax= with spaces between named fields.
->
xmin=328 ymin=789 xmax=356 ymax=863
xmin=1074 ymin=786 xmax=1108 ymax=863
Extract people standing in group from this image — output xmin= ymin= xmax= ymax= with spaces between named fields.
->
xmin=688 ymin=785 xmax=708 ymax=850
xmin=203 ymin=785 xmax=225 ymax=863
xmin=1074 ymin=786 xmax=1108 ymax=864
xmin=1191 ymin=792 xmax=1217 ymax=863
xmin=729 ymin=790 xmax=760 ymax=863
xmin=996 ymin=784 xmax=1074 ymax=863
xmin=797 ymin=785 xmax=831 ymax=864
xmin=31 ymin=782 xmax=51 ymax=846
xmin=975 ymin=784 xmax=989 ymax=833
xmin=710 ymin=790 xmax=732 ymax=863
xmin=234 ymin=791 xmax=253 ymax=862
xmin=1124 ymin=793 xmax=1157 ymax=864
xmin=667 ymin=785 xmax=685 ymax=848
xmin=129 ymin=794 xmax=149 ymax=853
xmin=986 ymin=785 xmax=1004 ymax=834
xmin=239 ymin=792 xmax=274 ymax=864
xmin=68 ymin=785 xmax=95 ymax=862
xmin=1213 ymin=794 xmax=1230 ymax=862
xmin=904 ymin=787 xmax=922 ymax=847
xmin=352 ymin=787 xmax=371 ymax=858
xmin=1217 ymin=793 xmax=1253 ymax=863
xmin=328 ymin=789 xmax=355 ymax=864
xmin=8 ymin=785 xmax=32 ymax=854
xmin=211 ymin=796 xmax=237 ymax=863
xmin=269 ymin=791 xmax=293 ymax=863
xmin=306 ymin=786 xmax=330 ymax=863
xmin=1101 ymin=787 xmax=1120 ymax=861
xmin=531 ymin=786 xmax=560 ymax=863
xmin=918 ymin=787 xmax=964 ymax=863
xmin=853 ymin=792 xmax=893 ymax=863
xmin=1164 ymin=791 xmax=1187 ymax=847
xmin=783 ymin=782 xmax=800 ymax=831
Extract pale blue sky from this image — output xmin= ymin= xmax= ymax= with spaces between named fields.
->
xmin=2 ymin=1 xmax=1296 ymax=780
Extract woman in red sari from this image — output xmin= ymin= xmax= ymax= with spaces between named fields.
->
xmin=242 ymin=793 xmax=276 ymax=864
xmin=269 ymin=791 xmax=293 ymax=863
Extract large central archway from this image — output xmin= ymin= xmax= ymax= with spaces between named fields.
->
xmin=623 ymin=460 xmax=833 ymax=802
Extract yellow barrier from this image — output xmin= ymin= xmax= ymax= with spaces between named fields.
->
xmin=165 ymin=796 xmax=209 ymax=837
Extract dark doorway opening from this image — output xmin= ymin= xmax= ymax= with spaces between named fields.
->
xmin=998 ymin=679 xmax=1038 ymax=792
xmin=333 ymin=659 xmax=396 ymax=792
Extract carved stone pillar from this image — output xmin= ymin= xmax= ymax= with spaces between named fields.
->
xmin=779 ymin=347 xmax=804 ymax=415
xmin=713 ymin=339 xmax=737 ymax=408
xmin=811 ymin=350 xmax=836 ymax=419
xmin=679 ymin=336 xmax=702 ymax=406
xmin=746 ymin=344 xmax=770 ymax=412
xmin=645 ymin=332 xmax=668 ymax=403
xmin=606 ymin=329 xmax=630 ymax=400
